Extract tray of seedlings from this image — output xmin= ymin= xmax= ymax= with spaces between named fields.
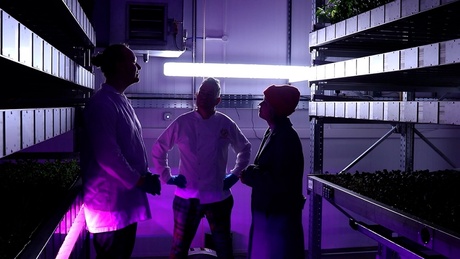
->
xmin=308 ymin=169 xmax=460 ymax=258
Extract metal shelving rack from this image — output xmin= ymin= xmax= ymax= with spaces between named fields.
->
xmin=0 ymin=0 xmax=96 ymax=159
xmin=307 ymin=0 xmax=460 ymax=258
xmin=0 ymin=0 xmax=95 ymax=258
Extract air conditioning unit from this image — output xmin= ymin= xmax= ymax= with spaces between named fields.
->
xmin=110 ymin=0 xmax=186 ymax=58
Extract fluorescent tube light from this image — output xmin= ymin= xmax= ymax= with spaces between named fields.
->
xmin=164 ymin=62 xmax=310 ymax=82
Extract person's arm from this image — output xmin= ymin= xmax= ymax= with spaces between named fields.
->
xmin=268 ymin=128 xmax=304 ymax=198
xmin=151 ymin=119 xmax=186 ymax=188
xmin=229 ymin=123 xmax=252 ymax=176
xmin=151 ymin=126 xmax=174 ymax=183
xmin=85 ymin=99 xmax=141 ymax=189
xmin=224 ymin=122 xmax=252 ymax=189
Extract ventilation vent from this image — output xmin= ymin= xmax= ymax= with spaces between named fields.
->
xmin=119 ymin=0 xmax=185 ymax=58
xmin=127 ymin=3 xmax=167 ymax=44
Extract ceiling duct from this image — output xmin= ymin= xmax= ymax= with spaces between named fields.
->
xmin=110 ymin=0 xmax=186 ymax=58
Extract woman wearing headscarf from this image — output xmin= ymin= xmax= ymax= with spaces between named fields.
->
xmin=241 ymin=84 xmax=305 ymax=259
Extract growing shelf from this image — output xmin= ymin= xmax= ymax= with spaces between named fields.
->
xmin=0 ymin=0 xmax=95 ymax=258
xmin=0 ymin=0 xmax=95 ymax=157
xmin=307 ymin=0 xmax=460 ymax=258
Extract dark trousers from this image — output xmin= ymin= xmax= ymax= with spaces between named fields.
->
xmin=93 ymin=223 xmax=137 ymax=259
xmin=170 ymin=195 xmax=234 ymax=259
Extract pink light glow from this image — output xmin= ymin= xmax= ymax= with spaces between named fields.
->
xmin=55 ymin=204 xmax=86 ymax=259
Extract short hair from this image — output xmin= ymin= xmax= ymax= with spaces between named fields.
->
xmin=91 ymin=43 xmax=129 ymax=76
xmin=200 ymin=77 xmax=221 ymax=97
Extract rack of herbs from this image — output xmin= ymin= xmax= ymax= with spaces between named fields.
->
xmin=0 ymin=158 xmax=80 ymax=259
xmin=315 ymin=0 xmax=392 ymax=24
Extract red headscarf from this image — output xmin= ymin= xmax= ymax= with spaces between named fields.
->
xmin=263 ymin=85 xmax=300 ymax=117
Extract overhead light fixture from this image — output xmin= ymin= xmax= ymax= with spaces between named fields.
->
xmin=163 ymin=62 xmax=310 ymax=82
xmin=133 ymin=49 xmax=186 ymax=59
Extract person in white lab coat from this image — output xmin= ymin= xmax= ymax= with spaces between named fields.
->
xmin=80 ymin=43 xmax=161 ymax=259
xmin=151 ymin=77 xmax=251 ymax=259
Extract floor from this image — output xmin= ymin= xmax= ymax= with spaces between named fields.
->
xmin=143 ymin=250 xmax=378 ymax=259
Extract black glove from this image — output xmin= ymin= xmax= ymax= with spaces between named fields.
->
xmin=167 ymin=174 xmax=187 ymax=188
xmin=240 ymin=164 xmax=259 ymax=187
xmin=140 ymin=173 xmax=161 ymax=195
xmin=223 ymin=173 xmax=239 ymax=190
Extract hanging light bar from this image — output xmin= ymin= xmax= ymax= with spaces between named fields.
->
xmin=164 ymin=62 xmax=310 ymax=82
